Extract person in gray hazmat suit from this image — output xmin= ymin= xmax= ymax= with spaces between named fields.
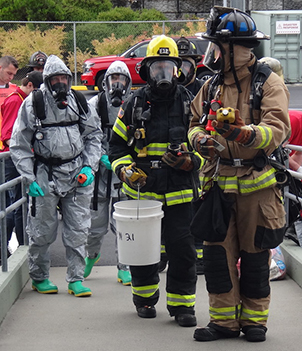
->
xmin=84 ymin=60 xmax=132 ymax=285
xmin=9 ymin=55 xmax=103 ymax=297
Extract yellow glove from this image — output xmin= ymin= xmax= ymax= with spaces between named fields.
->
xmin=120 ymin=162 xmax=147 ymax=189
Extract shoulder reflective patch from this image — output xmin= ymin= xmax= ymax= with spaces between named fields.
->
xmin=118 ymin=107 xmax=124 ymax=119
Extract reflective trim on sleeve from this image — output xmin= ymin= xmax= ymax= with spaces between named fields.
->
xmin=111 ymin=155 xmax=133 ymax=173
xmin=255 ymin=126 xmax=273 ymax=149
xmin=113 ymin=118 xmax=128 ymax=142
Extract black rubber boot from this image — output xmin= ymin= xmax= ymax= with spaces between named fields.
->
xmin=242 ymin=325 xmax=267 ymax=342
xmin=175 ymin=314 xmax=197 ymax=327
xmin=194 ymin=322 xmax=240 ymax=342
xmin=136 ymin=305 xmax=156 ymax=318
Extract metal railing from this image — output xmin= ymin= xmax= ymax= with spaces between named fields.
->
xmin=0 ymin=151 xmax=28 ymax=272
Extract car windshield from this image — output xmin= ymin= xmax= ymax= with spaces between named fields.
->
xmin=121 ymin=42 xmax=149 ymax=58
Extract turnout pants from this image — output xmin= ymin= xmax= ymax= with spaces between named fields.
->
xmin=204 ymin=187 xmax=286 ymax=331
xmin=131 ymin=202 xmax=197 ymax=316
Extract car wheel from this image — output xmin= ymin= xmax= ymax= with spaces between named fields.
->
xmin=197 ymin=70 xmax=213 ymax=84
xmin=96 ymin=73 xmax=105 ymax=92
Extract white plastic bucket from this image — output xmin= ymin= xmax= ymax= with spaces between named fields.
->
xmin=113 ymin=200 xmax=164 ymax=266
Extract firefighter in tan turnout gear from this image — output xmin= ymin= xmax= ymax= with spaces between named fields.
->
xmin=188 ymin=6 xmax=290 ymax=342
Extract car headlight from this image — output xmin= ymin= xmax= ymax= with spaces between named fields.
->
xmin=82 ymin=62 xmax=95 ymax=73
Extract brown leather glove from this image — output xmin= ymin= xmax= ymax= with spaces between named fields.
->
xmin=120 ymin=162 xmax=147 ymax=189
xmin=192 ymin=133 xmax=217 ymax=160
xmin=212 ymin=109 xmax=255 ymax=145
xmin=162 ymin=143 xmax=194 ymax=171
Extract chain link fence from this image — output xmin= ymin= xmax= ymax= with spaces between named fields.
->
xmin=0 ymin=20 xmax=206 ymax=86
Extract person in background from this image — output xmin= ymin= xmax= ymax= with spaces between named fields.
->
xmin=0 ymin=56 xmax=18 ymax=151
xmin=109 ymin=35 xmax=202 ymax=327
xmin=1 ymin=71 xmax=43 ymax=250
xmin=27 ymin=51 xmax=48 ymax=73
xmin=188 ymin=6 xmax=289 ymax=342
xmin=0 ymin=55 xmax=19 ymax=263
xmin=84 ymin=60 xmax=132 ymax=285
xmin=9 ymin=55 xmax=103 ymax=297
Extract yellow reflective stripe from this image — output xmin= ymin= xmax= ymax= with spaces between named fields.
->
xmin=165 ymin=189 xmax=194 ymax=206
xmin=188 ymin=127 xmax=203 ymax=142
xmin=147 ymin=143 xmax=168 ymax=156
xmin=209 ymin=305 xmax=240 ymax=320
xmin=200 ymin=169 xmax=276 ymax=194
xmin=241 ymin=307 xmax=269 ymax=322
xmin=161 ymin=245 xmax=166 ymax=254
xmin=111 ymin=155 xmax=133 ymax=173
xmin=196 ymin=248 xmax=203 ymax=259
xmin=113 ymin=118 xmax=128 ymax=142
xmin=167 ymin=293 xmax=196 ymax=307
xmin=122 ymin=183 xmax=165 ymax=203
xmin=238 ymin=168 xmax=276 ymax=193
xmin=132 ymin=284 xmax=159 ymax=298
xmin=255 ymin=126 xmax=272 ymax=149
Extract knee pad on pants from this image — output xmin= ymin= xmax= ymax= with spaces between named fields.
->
xmin=204 ymin=245 xmax=232 ymax=294
xmin=240 ymin=250 xmax=270 ymax=298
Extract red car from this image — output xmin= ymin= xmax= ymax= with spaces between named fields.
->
xmin=81 ymin=36 xmax=213 ymax=90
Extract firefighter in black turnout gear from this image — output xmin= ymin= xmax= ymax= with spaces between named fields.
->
xmin=109 ymin=35 xmax=203 ymax=327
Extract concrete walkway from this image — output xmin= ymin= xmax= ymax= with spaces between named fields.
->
xmin=0 ymin=239 xmax=302 ymax=351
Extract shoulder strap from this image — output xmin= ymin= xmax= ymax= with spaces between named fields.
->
xmin=249 ymin=62 xmax=272 ymax=122
xmin=96 ymin=91 xmax=109 ymax=129
xmin=71 ymin=89 xmax=88 ymax=115
xmin=32 ymin=89 xmax=46 ymax=121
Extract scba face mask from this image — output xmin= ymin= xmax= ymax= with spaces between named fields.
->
xmin=49 ymin=74 xmax=70 ymax=108
xmin=148 ymin=59 xmax=179 ymax=92
xmin=203 ymin=42 xmax=224 ymax=74
xmin=106 ymin=74 xmax=130 ymax=107
xmin=180 ymin=59 xmax=196 ymax=86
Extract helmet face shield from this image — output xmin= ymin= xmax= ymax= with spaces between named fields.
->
xmin=148 ymin=59 xmax=178 ymax=91
xmin=180 ymin=59 xmax=195 ymax=86
xmin=105 ymin=73 xmax=131 ymax=107
xmin=203 ymin=42 xmax=224 ymax=73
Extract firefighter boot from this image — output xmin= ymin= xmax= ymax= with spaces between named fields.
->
xmin=32 ymin=279 xmax=58 ymax=294
xmin=136 ymin=305 xmax=156 ymax=318
xmin=84 ymin=253 xmax=101 ymax=278
xmin=175 ymin=314 xmax=197 ymax=327
xmin=117 ymin=269 xmax=132 ymax=286
xmin=194 ymin=323 xmax=240 ymax=341
xmin=242 ymin=326 xmax=267 ymax=342
xmin=68 ymin=281 xmax=92 ymax=297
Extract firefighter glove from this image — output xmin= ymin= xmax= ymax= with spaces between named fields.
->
xmin=100 ymin=154 xmax=112 ymax=170
xmin=162 ymin=143 xmax=194 ymax=171
xmin=28 ymin=181 xmax=44 ymax=197
xmin=120 ymin=162 xmax=147 ymax=189
xmin=212 ymin=109 xmax=255 ymax=146
xmin=77 ymin=166 xmax=95 ymax=187
xmin=192 ymin=133 xmax=217 ymax=160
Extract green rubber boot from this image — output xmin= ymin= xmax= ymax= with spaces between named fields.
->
xmin=117 ymin=269 xmax=132 ymax=286
xmin=32 ymin=279 xmax=58 ymax=294
xmin=68 ymin=281 xmax=92 ymax=297
xmin=84 ymin=253 xmax=101 ymax=278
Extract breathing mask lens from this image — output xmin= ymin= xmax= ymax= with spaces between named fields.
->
xmin=149 ymin=60 xmax=177 ymax=91
xmin=203 ymin=42 xmax=223 ymax=73
xmin=180 ymin=59 xmax=195 ymax=86
xmin=106 ymin=74 xmax=130 ymax=107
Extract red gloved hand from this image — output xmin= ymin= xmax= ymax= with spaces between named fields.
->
xmin=212 ymin=109 xmax=255 ymax=145
xmin=192 ymin=133 xmax=217 ymax=160
xmin=162 ymin=144 xmax=194 ymax=171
